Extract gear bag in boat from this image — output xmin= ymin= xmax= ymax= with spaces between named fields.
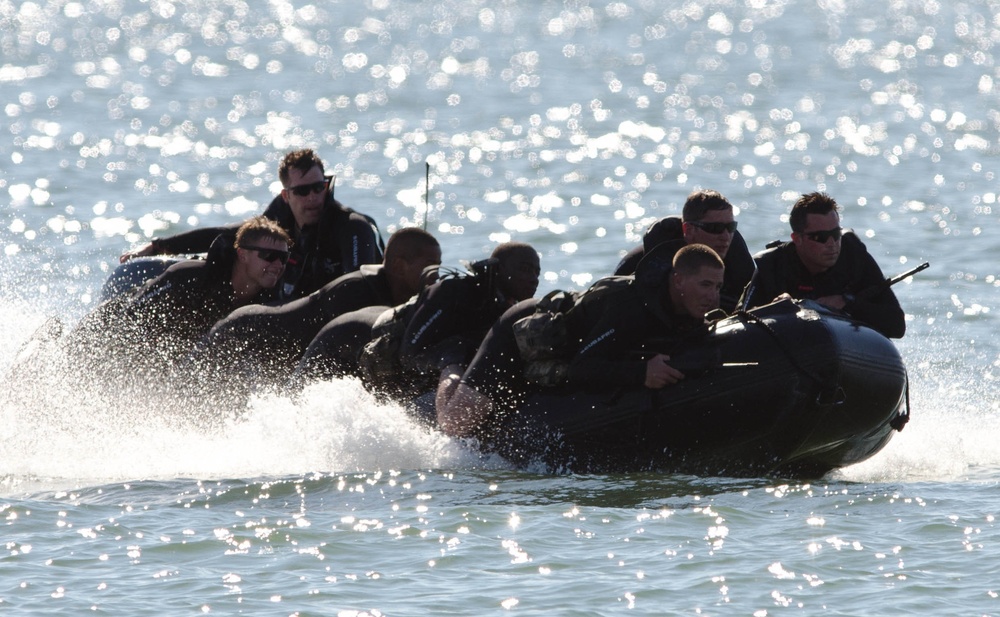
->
xmin=513 ymin=276 xmax=634 ymax=386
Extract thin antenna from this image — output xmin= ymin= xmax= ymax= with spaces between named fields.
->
xmin=423 ymin=162 xmax=430 ymax=230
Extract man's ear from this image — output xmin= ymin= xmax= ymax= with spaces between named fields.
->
xmin=681 ymin=222 xmax=695 ymax=243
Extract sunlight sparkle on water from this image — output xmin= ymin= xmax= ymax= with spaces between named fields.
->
xmin=1 ymin=1 xmax=999 ymax=614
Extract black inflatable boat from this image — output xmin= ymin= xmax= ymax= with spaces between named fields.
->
xmin=94 ymin=259 xmax=910 ymax=478
xmin=479 ymin=298 xmax=909 ymax=477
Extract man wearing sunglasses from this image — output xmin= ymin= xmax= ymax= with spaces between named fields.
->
xmin=614 ymin=189 xmax=754 ymax=313
xmin=741 ymin=192 xmax=905 ymax=339
xmin=120 ymin=149 xmax=384 ymax=301
xmin=68 ymin=217 xmax=292 ymax=381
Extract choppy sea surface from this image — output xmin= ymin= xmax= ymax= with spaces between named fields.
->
xmin=1 ymin=0 xmax=998 ymax=614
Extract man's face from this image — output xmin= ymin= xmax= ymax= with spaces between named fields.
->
xmin=498 ymin=250 xmax=541 ymax=302
xmin=398 ymin=246 xmax=443 ymax=297
xmin=672 ymin=265 xmax=723 ymax=318
xmin=281 ymin=165 xmax=328 ymax=228
xmin=792 ymin=211 xmax=842 ymax=274
xmin=682 ymin=209 xmax=735 ymax=258
xmin=239 ymin=236 xmax=289 ymax=289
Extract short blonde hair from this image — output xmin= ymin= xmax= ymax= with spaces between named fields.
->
xmin=235 ymin=216 xmax=292 ymax=249
xmin=673 ymin=243 xmax=724 ymax=275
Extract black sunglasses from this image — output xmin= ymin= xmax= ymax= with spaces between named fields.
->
xmin=288 ymin=176 xmax=332 ymax=197
xmin=241 ymin=245 xmax=290 ymax=264
xmin=803 ymin=228 xmax=843 ymax=243
xmin=689 ymin=220 xmax=738 ymax=234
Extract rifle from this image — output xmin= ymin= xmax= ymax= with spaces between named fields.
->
xmin=637 ymin=345 xmax=758 ymax=377
xmin=855 ymin=261 xmax=930 ymax=301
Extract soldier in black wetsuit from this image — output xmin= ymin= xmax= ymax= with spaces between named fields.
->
xmin=191 ymin=228 xmax=441 ymax=387
xmin=741 ymin=192 xmax=905 ymax=339
xmin=120 ymin=148 xmax=384 ymax=301
xmin=358 ymin=242 xmax=540 ymax=403
xmin=614 ymin=189 xmax=754 ymax=313
xmin=568 ymin=244 xmax=723 ymax=390
xmin=436 ymin=243 xmax=724 ymax=438
xmin=68 ymin=217 xmax=292 ymax=381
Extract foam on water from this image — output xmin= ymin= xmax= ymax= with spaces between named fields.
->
xmin=0 ymin=306 xmax=503 ymax=494
xmin=836 ymin=337 xmax=1000 ymax=483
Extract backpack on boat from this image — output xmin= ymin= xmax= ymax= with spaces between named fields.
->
xmin=357 ymin=297 xmax=420 ymax=391
xmin=357 ymin=259 xmax=498 ymax=392
xmin=513 ymin=276 xmax=633 ymax=386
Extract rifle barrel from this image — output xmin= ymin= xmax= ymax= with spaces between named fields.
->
xmin=857 ymin=261 xmax=929 ymax=301
xmin=887 ymin=261 xmax=929 ymax=286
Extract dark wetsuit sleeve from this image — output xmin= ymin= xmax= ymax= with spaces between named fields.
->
xmin=153 ymin=224 xmax=241 ymax=255
xmin=841 ymin=238 xmax=906 ymax=338
xmin=398 ymin=279 xmax=473 ymax=373
xmin=616 ymin=217 xmax=685 ymax=276
xmin=315 ymin=270 xmax=391 ymax=321
xmin=342 ymin=212 xmax=384 ymax=271
xmin=204 ymin=293 xmax=326 ymax=358
xmin=613 ymin=245 xmax=643 ymax=276
xmin=461 ymin=299 xmax=538 ymax=405
xmin=848 ymin=286 xmax=905 ymax=338
xmin=721 ymin=231 xmax=755 ymax=312
xmin=567 ymin=299 xmax=651 ymax=388
xmin=205 ymin=270 xmax=392 ymax=361
xmin=744 ymin=248 xmax=785 ymax=309
xmin=123 ymin=261 xmax=229 ymax=347
xmin=297 ymin=305 xmax=389 ymax=380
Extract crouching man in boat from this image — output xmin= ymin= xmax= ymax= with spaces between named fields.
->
xmin=67 ymin=217 xmax=292 ymax=382
xmin=613 ymin=189 xmax=754 ymax=313
xmin=436 ymin=243 xmax=725 ymax=438
xmin=355 ymin=242 xmax=540 ymax=404
xmin=120 ymin=148 xmax=384 ymax=301
xmin=741 ymin=192 xmax=905 ymax=339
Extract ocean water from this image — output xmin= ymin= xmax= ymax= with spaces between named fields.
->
xmin=1 ymin=0 xmax=999 ymax=614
